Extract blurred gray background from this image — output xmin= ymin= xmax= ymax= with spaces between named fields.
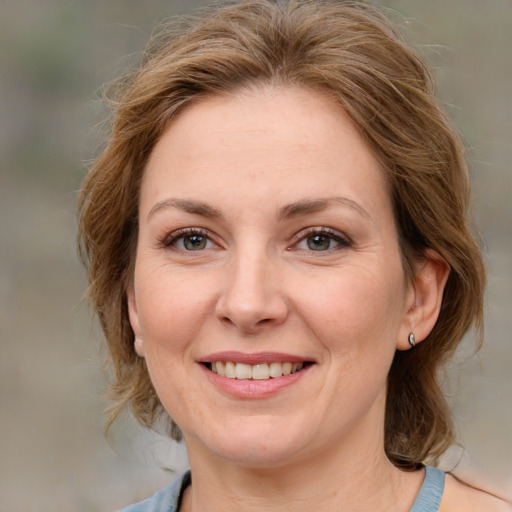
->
xmin=0 ymin=1 xmax=510 ymax=511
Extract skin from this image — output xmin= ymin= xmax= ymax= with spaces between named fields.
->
xmin=125 ymin=86 xmax=493 ymax=511
xmin=441 ymin=475 xmax=512 ymax=512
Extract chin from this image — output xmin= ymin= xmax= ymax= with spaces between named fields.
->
xmin=187 ymin=418 xmax=312 ymax=469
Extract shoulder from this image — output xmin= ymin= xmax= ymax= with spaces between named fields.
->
xmin=440 ymin=473 xmax=512 ymax=512
xmin=116 ymin=471 xmax=190 ymax=512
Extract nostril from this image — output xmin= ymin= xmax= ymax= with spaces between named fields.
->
xmin=219 ymin=315 xmax=235 ymax=327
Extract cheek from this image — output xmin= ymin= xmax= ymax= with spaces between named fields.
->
xmin=134 ymin=263 xmax=217 ymax=346
xmin=291 ymin=262 xmax=406 ymax=354
xmin=132 ymin=268 xmax=212 ymax=420
xmin=293 ymin=266 xmax=404 ymax=418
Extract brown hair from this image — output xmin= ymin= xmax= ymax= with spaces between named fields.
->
xmin=78 ymin=0 xmax=485 ymax=468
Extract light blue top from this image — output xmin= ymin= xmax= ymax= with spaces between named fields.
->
xmin=118 ymin=471 xmax=190 ymax=512
xmin=410 ymin=465 xmax=445 ymax=512
xmin=118 ymin=465 xmax=445 ymax=512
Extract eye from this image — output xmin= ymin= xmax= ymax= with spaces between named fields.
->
xmin=164 ymin=229 xmax=215 ymax=251
xmin=293 ymin=228 xmax=350 ymax=252
xmin=305 ymin=234 xmax=335 ymax=251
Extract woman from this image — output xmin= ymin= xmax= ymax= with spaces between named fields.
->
xmin=78 ymin=1 xmax=510 ymax=510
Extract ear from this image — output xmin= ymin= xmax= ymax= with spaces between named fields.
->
xmin=126 ymin=285 xmax=145 ymax=357
xmin=397 ymin=249 xmax=450 ymax=351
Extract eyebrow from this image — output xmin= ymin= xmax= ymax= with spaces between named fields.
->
xmin=278 ymin=197 xmax=371 ymax=221
xmin=147 ymin=196 xmax=371 ymax=222
xmin=147 ymin=198 xmax=224 ymax=220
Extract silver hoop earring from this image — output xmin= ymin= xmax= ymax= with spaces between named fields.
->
xmin=134 ymin=337 xmax=144 ymax=356
xmin=408 ymin=332 xmax=416 ymax=348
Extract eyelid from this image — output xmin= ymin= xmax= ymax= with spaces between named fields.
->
xmin=158 ymin=226 xmax=350 ymax=252
xmin=290 ymin=227 xmax=352 ymax=250
xmin=161 ymin=227 xmax=216 ymax=249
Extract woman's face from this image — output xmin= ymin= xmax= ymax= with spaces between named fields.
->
xmin=128 ymin=87 xmax=417 ymax=468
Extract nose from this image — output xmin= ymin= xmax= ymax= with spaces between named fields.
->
xmin=215 ymin=249 xmax=288 ymax=334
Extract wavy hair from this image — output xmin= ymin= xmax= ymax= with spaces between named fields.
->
xmin=78 ymin=0 xmax=485 ymax=468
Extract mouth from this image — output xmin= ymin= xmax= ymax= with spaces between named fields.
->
xmin=203 ymin=361 xmax=313 ymax=380
xmin=198 ymin=352 xmax=315 ymax=398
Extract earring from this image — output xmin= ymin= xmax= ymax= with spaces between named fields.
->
xmin=134 ymin=337 xmax=144 ymax=356
xmin=408 ymin=332 xmax=417 ymax=348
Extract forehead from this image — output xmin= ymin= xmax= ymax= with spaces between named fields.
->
xmin=142 ymin=86 xmax=391 ymax=222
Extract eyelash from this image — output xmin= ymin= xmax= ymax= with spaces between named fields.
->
xmin=161 ymin=228 xmax=214 ymax=250
xmin=291 ymin=227 xmax=352 ymax=253
xmin=161 ymin=226 xmax=351 ymax=253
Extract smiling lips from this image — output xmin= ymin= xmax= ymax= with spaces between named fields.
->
xmin=210 ymin=361 xmax=305 ymax=380
xmin=199 ymin=353 xmax=313 ymax=398
xmin=200 ymin=352 xmax=312 ymax=382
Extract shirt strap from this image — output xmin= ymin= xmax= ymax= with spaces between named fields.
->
xmin=410 ymin=465 xmax=445 ymax=512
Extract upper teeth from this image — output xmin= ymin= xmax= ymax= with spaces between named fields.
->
xmin=211 ymin=361 xmax=304 ymax=380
